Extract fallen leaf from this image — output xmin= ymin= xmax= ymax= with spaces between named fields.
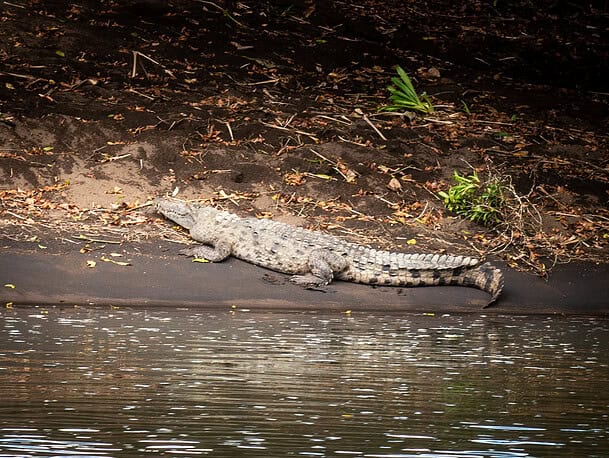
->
xmin=106 ymin=186 xmax=123 ymax=194
xmin=3 ymin=284 xmax=15 ymax=289
xmin=284 ymin=171 xmax=306 ymax=186
xmin=310 ymin=173 xmax=335 ymax=181
xmin=427 ymin=67 xmax=441 ymax=78
xmin=335 ymin=159 xmax=357 ymax=183
xmin=100 ymin=256 xmax=131 ymax=266
xmin=192 ymin=258 xmax=210 ymax=263
xmin=86 ymin=260 xmax=96 ymax=268
xmin=387 ymin=177 xmax=402 ymax=192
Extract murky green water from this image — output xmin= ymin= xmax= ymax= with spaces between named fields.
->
xmin=0 ymin=308 xmax=607 ymax=457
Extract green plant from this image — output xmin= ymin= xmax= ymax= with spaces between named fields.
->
xmin=380 ymin=66 xmax=434 ymax=114
xmin=439 ymin=166 xmax=550 ymax=276
xmin=438 ymin=170 xmax=505 ymax=226
xmin=461 ymin=100 xmax=471 ymax=115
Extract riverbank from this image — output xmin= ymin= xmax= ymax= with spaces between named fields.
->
xmin=1 ymin=1 xmax=607 ymax=312
xmin=2 ymin=241 xmax=608 ymax=314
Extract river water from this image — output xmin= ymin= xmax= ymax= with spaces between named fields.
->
xmin=0 ymin=307 xmax=607 ymax=457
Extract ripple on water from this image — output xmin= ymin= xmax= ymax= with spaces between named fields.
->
xmin=0 ymin=309 xmax=607 ymax=457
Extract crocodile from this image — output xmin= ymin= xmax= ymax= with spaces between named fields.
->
xmin=155 ymin=198 xmax=504 ymax=306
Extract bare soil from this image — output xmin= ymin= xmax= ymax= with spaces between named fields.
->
xmin=1 ymin=0 xmax=608 ymax=274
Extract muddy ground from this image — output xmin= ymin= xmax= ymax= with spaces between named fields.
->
xmin=1 ymin=0 xmax=608 ymax=275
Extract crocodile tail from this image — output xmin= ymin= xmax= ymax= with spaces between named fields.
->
xmin=460 ymin=262 xmax=505 ymax=307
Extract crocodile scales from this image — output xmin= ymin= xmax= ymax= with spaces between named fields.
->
xmin=155 ymin=198 xmax=504 ymax=306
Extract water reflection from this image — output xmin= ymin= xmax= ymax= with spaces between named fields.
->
xmin=0 ymin=308 xmax=607 ymax=457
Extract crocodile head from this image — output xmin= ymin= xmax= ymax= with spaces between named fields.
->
xmin=154 ymin=198 xmax=196 ymax=229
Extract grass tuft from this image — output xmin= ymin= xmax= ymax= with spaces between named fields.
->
xmin=380 ymin=66 xmax=434 ymax=114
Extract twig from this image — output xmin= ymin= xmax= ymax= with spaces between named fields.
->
xmin=61 ymin=237 xmax=81 ymax=245
xmin=362 ymin=114 xmax=387 ymax=140
xmin=370 ymin=111 xmax=416 ymax=121
xmin=307 ymin=148 xmax=358 ymax=182
xmin=217 ymin=190 xmax=241 ymax=206
xmin=413 ymin=202 xmax=429 ymax=221
xmin=537 ymin=185 xmax=569 ymax=209
xmin=131 ymin=51 xmax=176 ymax=78
xmin=128 ymin=88 xmax=155 ymax=100
xmin=133 ymin=50 xmax=162 ymax=67
xmin=261 ymin=121 xmax=318 ymax=142
xmin=3 ymin=2 xmax=26 ymax=8
xmin=237 ymin=78 xmax=280 ymax=86
xmin=0 ymin=71 xmax=36 ymax=80
xmin=5 ymin=211 xmax=28 ymax=220
xmin=423 ymin=117 xmax=453 ymax=125
xmin=314 ymin=114 xmax=352 ymax=125
xmin=302 ymin=172 xmax=337 ymax=181
xmin=225 ymin=121 xmax=234 ymax=141
xmin=101 ymin=153 xmax=131 ymax=163
xmin=131 ymin=51 xmax=139 ymax=78
xmin=75 ymin=234 xmax=122 ymax=244
xmin=469 ymin=119 xmax=514 ymax=126
xmin=278 ymin=114 xmax=295 ymax=128
xmin=308 ymin=148 xmax=334 ymax=165
xmin=375 ymin=195 xmax=398 ymax=207
xmin=262 ymin=88 xmax=277 ymax=100
xmin=124 ymin=201 xmax=154 ymax=213
xmin=338 ymin=136 xmax=371 ymax=147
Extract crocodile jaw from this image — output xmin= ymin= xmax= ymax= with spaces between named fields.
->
xmin=154 ymin=198 xmax=196 ymax=230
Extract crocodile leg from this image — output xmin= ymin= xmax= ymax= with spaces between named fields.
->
xmin=179 ymin=242 xmax=231 ymax=262
xmin=290 ymin=248 xmax=348 ymax=287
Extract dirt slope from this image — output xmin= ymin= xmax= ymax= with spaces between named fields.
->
xmin=1 ymin=0 xmax=608 ymax=275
